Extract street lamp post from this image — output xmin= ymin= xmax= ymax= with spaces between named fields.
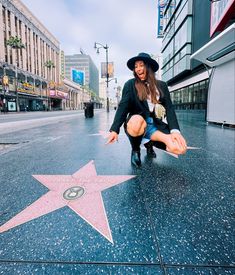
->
xmin=2 ymin=65 xmax=8 ymax=113
xmin=44 ymin=60 xmax=55 ymax=111
xmin=94 ymin=42 xmax=110 ymax=112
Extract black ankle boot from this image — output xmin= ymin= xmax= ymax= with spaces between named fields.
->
xmin=131 ymin=150 xmax=141 ymax=167
xmin=144 ymin=142 xmax=156 ymax=158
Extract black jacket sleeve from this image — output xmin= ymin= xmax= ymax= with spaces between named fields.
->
xmin=160 ymin=81 xmax=180 ymax=131
xmin=110 ymin=80 xmax=132 ymax=134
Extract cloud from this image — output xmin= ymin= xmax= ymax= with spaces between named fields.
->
xmin=21 ymin=0 xmax=162 ymax=96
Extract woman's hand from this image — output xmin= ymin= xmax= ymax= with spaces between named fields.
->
xmin=106 ymin=131 xmax=118 ymax=144
xmin=170 ymin=132 xmax=187 ymax=154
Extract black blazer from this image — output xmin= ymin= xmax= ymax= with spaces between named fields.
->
xmin=110 ymin=78 xmax=180 ymax=134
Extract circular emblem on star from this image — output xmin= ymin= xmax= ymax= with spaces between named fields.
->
xmin=63 ymin=186 xmax=85 ymax=200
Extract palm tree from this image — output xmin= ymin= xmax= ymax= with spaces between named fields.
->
xmin=44 ymin=60 xmax=55 ymax=70
xmin=6 ymin=36 xmax=25 ymax=112
xmin=6 ymin=36 xmax=25 ymax=50
xmin=44 ymin=60 xmax=55 ymax=110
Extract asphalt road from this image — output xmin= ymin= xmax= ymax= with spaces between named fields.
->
xmin=0 ymin=110 xmax=103 ymax=135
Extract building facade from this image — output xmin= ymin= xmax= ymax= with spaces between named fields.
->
xmin=60 ymin=50 xmax=65 ymax=80
xmin=64 ymin=54 xmax=99 ymax=98
xmin=63 ymin=78 xmax=90 ymax=110
xmin=99 ymin=78 xmax=106 ymax=108
xmin=191 ymin=0 xmax=235 ymax=125
xmin=161 ymin=0 xmax=211 ymax=111
xmin=0 ymin=0 xmax=64 ymax=111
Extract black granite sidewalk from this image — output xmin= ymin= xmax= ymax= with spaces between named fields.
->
xmin=0 ymin=110 xmax=234 ymax=274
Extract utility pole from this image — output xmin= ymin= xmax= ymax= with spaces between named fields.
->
xmin=44 ymin=60 xmax=55 ymax=111
xmin=2 ymin=65 xmax=9 ymax=113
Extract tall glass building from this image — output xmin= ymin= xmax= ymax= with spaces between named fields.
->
xmin=64 ymin=54 xmax=99 ymax=97
xmin=161 ymin=0 xmax=211 ymax=110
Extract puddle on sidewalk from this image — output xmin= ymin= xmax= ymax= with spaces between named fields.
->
xmin=0 ymin=141 xmax=29 ymax=154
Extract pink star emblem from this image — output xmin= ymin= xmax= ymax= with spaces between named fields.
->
xmin=0 ymin=161 xmax=135 ymax=243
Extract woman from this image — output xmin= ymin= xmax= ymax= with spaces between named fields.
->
xmin=107 ymin=52 xmax=187 ymax=167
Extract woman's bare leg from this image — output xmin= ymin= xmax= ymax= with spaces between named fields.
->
xmin=126 ymin=115 xmax=147 ymax=167
xmin=150 ymin=130 xmax=185 ymax=155
xmin=126 ymin=115 xmax=147 ymax=137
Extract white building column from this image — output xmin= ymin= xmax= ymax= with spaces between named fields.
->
xmin=21 ymin=22 xmax=27 ymax=71
xmin=0 ymin=4 xmax=5 ymax=62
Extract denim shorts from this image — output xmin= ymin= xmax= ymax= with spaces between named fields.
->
xmin=143 ymin=117 xmax=158 ymax=140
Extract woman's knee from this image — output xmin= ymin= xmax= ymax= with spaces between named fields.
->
xmin=127 ymin=115 xmax=146 ymax=137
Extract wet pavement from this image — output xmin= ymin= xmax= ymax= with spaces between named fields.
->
xmin=0 ymin=110 xmax=234 ymax=274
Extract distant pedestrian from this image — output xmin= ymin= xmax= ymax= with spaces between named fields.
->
xmin=106 ymin=52 xmax=187 ymax=167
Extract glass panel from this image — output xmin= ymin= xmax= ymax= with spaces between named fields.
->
xmin=173 ymin=55 xmax=190 ymax=76
xmin=162 ymin=39 xmax=174 ymax=66
xmin=187 ymin=16 xmax=192 ymax=42
xmin=162 ymin=24 xmax=175 ymax=49
xmin=165 ymin=3 xmax=176 ymax=29
xmin=183 ymin=86 xmax=189 ymax=103
xmin=193 ymin=83 xmax=199 ymax=103
xmin=174 ymin=44 xmax=192 ymax=63
xmin=162 ymin=67 xmax=174 ymax=82
xmin=174 ymin=21 xmax=186 ymax=53
xmin=188 ymin=85 xmax=193 ymax=102
xmin=175 ymin=0 xmax=188 ymax=31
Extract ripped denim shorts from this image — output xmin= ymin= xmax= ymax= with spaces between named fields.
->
xmin=143 ymin=117 xmax=158 ymax=140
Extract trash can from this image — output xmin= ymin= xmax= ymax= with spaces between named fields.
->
xmin=84 ymin=102 xmax=94 ymax=118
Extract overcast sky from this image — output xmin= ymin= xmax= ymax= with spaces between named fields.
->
xmin=21 ymin=0 xmax=162 ymax=97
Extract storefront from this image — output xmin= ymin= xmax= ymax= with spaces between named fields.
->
xmin=49 ymin=90 xmax=69 ymax=111
xmin=0 ymin=66 xmax=48 ymax=112
xmin=17 ymin=82 xmax=45 ymax=111
xmin=169 ymin=71 xmax=209 ymax=110
xmin=191 ymin=0 xmax=235 ymax=125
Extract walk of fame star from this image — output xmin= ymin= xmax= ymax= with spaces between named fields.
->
xmin=0 ymin=161 xmax=135 ymax=243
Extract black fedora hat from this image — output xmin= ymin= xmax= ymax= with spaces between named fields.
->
xmin=127 ymin=52 xmax=159 ymax=72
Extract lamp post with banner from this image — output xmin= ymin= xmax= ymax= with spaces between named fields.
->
xmin=94 ymin=42 xmax=112 ymax=112
xmin=2 ymin=67 xmax=9 ymax=113
xmin=44 ymin=60 xmax=55 ymax=111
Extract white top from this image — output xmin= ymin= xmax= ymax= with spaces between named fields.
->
xmin=145 ymin=93 xmax=180 ymax=136
xmin=147 ymin=94 xmax=159 ymax=112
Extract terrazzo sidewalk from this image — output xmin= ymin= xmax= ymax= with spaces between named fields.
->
xmin=0 ymin=110 xmax=234 ymax=274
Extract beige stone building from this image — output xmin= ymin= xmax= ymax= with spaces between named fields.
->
xmin=0 ymin=0 xmax=85 ymax=112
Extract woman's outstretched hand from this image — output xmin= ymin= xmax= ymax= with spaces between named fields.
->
xmin=106 ymin=131 xmax=118 ymax=144
xmin=170 ymin=132 xmax=187 ymax=154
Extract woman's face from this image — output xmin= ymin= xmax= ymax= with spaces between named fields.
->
xmin=134 ymin=60 xmax=147 ymax=81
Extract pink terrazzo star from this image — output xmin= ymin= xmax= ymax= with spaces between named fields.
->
xmin=0 ymin=161 xmax=135 ymax=243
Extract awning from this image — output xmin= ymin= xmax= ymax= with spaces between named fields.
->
xmin=49 ymin=90 xmax=69 ymax=99
xmin=191 ymin=23 xmax=235 ymax=67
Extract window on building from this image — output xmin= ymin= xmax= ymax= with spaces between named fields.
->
xmin=172 ymin=79 xmax=209 ymax=110
xmin=174 ymin=0 xmax=189 ymax=31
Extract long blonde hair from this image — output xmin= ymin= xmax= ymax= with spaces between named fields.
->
xmin=134 ymin=64 xmax=162 ymax=103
